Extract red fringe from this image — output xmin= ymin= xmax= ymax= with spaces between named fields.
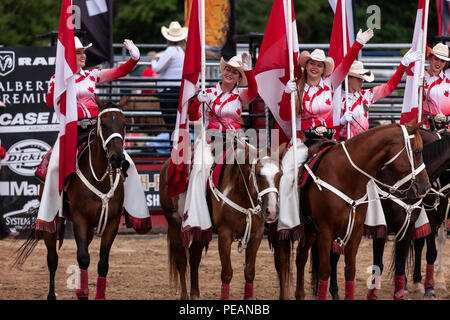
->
xmin=35 ymin=219 xmax=56 ymax=234
xmin=127 ymin=215 xmax=152 ymax=234
xmin=332 ymin=240 xmax=345 ymax=255
xmin=277 ymin=225 xmax=302 ymax=242
xmin=414 ymin=223 xmax=431 ymax=239
xmin=181 ymin=226 xmax=213 ymax=248
xmin=364 ymin=225 xmax=388 ymax=239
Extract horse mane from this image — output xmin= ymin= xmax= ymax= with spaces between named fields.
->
xmin=422 ymin=133 xmax=450 ymax=166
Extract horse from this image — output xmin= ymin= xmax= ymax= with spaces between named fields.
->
xmin=15 ymin=99 xmax=127 ymax=300
xmin=272 ymin=121 xmax=430 ymax=300
xmin=159 ymin=139 xmax=281 ymax=300
xmin=323 ymin=130 xmax=450 ymax=300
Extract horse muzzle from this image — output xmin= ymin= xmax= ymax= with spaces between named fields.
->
xmin=407 ymin=179 xmax=431 ymax=200
xmin=109 ymin=152 xmax=125 ymax=170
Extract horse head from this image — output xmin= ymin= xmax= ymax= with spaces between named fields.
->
xmin=95 ymin=97 xmax=126 ymax=170
xmin=239 ymin=142 xmax=281 ymax=223
xmin=385 ymin=120 xmax=431 ymax=199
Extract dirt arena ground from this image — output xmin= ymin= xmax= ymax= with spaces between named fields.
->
xmin=0 ymin=234 xmax=449 ymax=300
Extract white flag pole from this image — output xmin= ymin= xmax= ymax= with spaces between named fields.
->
xmin=200 ymin=0 xmax=206 ymax=182
xmin=287 ymin=0 xmax=298 ymax=194
xmin=418 ymin=0 xmax=430 ymax=122
xmin=341 ymin=0 xmax=351 ymax=139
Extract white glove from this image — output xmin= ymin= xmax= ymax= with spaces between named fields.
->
xmin=241 ymin=52 xmax=252 ymax=71
xmin=340 ymin=110 xmax=354 ymax=125
xmin=356 ymin=29 xmax=374 ymax=45
xmin=197 ymin=91 xmax=208 ymax=103
xmin=124 ymin=39 xmax=140 ymax=60
xmin=284 ymin=79 xmax=297 ymax=94
xmin=401 ymin=48 xmax=423 ymax=67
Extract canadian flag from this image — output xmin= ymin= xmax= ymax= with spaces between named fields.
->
xmin=54 ymin=0 xmax=78 ymax=191
xmin=400 ymin=0 xmax=427 ymax=124
xmin=254 ymin=0 xmax=299 ymax=142
xmin=328 ymin=0 xmax=351 ymax=138
xmin=166 ymin=0 xmax=202 ymax=198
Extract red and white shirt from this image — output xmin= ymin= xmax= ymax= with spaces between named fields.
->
xmin=188 ymin=70 xmax=258 ymax=132
xmin=279 ymin=41 xmax=363 ymax=132
xmin=46 ymin=58 xmax=139 ymax=119
xmin=423 ymin=69 xmax=450 ymax=116
xmin=339 ymin=63 xmax=407 ymax=139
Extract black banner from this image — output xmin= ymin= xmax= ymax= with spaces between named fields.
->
xmin=73 ymin=0 xmax=114 ymax=67
xmin=0 ymin=47 xmax=58 ymax=234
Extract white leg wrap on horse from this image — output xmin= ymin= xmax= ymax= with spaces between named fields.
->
xmin=37 ymin=138 xmax=62 ymax=223
xmin=277 ymin=139 xmax=308 ymax=232
xmin=182 ymin=135 xmax=214 ymax=231
xmin=123 ymin=151 xmax=150 ymax=219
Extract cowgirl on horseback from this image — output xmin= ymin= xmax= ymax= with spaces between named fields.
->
xmin=181 ymin=52 xmax=258 ymax=245
xmin=35 ymin=37 xmax=151 ymax=234
xmin=338 ymin=49 xmax=423 ymax=140
xmin=422 ymin=43 xmax=450 ymax=131
xmin=276 ymin=29 xmax=374 ymax=239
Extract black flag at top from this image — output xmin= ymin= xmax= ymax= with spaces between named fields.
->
xmin=73 ymin=0 xmax=114 ymax=67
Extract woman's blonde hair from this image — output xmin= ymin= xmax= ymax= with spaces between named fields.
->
xmin=295 ymin=71 xmax=308 ymax=115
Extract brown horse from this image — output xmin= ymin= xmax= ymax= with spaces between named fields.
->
xmin=15 ymin=99 xmax=127 ymax=300
xmin=273 ymin=121 xmax=431 ymax=300
xmin=160 ymin=140 xmax=281 ymax=299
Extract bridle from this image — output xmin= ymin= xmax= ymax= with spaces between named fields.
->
xmin=342 ymin=124 xmax=426 ymax=195
xmin=208 ymin=142 xmax=279 ymax=252
xmin=75 ymin=107 xmax=125 ymax=236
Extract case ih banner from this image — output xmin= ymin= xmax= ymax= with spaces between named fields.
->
xmin=0 ymin=47 xmax=163 ymax=235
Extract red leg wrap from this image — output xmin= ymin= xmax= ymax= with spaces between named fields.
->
xmin=317 ymin=279 xmax=328 ymax=300
xmin=367 ymin=288 xmax=378 ymax=300
xmin=424 ymin=264 xmax=434 ymax=289
xmin=394 ymin=275 xmax=405 ymax=300
xmin=345 ymin=281 xmax=355 ymax=300
xmin=244 ymin=282 xmax=254 ymax=300
xmin=75 ymin=269 xmax=89 ymax=299
xmin=221 ymin=283 xmax=230 ymax=300
xmin=95 ymin=277 xmax=107 ymax=300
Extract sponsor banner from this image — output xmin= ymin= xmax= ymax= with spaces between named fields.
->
xmin=139 ymin=170 xmax=161 ymax=211
xmin=0 ymin=47 xmax=58 ymax=234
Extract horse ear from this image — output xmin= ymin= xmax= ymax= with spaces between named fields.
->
xmin=95 ymin=96 xmax=105 ymax=110
xmin=118 ymin=95 xmax=127 ymax=110
xmin=405 ymin=118 xmax=422 ymax=133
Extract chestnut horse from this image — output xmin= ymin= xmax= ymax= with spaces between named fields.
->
xmin=15 ymin=100 xmax=127 ymax=300
xmin=160 ymin=140 xmax=281 ymax=300
xmin=273 ymin=122 xmax=430 ymax=300
xmin=322 ymin=130 xmax=450 ymax=300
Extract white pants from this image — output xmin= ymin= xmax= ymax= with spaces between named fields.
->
xmin=37 ymin=137 xmax=149 ymax=223
xmin=277 ymin=138 xmax=308 ymax=232
xmin=181 ymin=134 xmax=214 ymax=231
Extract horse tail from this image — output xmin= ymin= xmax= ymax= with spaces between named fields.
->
xmin=388 ymin=232 xmax=415 ymax=278
xmin=12 ymin=207 xmax=40 ymax=267
xmin=57 ymin=217 xmax=65 ymax=250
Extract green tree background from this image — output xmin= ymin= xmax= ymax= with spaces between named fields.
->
xmin=0 ymin=0 xmax=441 ymax=46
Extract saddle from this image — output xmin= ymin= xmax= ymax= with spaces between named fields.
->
xmin=35 ymin=121 xmax=96 ymax=183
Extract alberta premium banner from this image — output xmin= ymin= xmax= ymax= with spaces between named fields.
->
xmin=0 ymin=46 xmax=58 ymax=234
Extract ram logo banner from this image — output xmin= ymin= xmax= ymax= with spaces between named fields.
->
xmin=0 ymin=51 xmax=15 ymax=77
xmin=4 ymin=139 xmax=51 ymax=176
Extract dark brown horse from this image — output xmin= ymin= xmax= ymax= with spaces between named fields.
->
xmin=273 ymin=121 xmax=430 ymax=300
xmin=160 ymin=140 xmax=281 ymax=299
xmin=15 ymin=100 xmax=127 ymax=300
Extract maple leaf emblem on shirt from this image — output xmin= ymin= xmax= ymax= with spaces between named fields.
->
xmin=88 ymin=87 xmax=94 ymax=93
xmin=325 ymin=98 xmax=331 ymax=105
xmin=445 ymin=90 xmax=449 ymax=97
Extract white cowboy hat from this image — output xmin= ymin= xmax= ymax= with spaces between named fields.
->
xmin=74 ymin=36 xmax=92 ymax=50
xmin=161 ymin=21 xmax=188 ymax=42
xmin=429 ymin=43 xmax=450 ymax=61
xmin=299 ymin=49 xmax=335 ymax=76
xmin=348 ymin=60 xmax=375 ymax=82
xmin=220 ymin=56 xmax=247 ymax=86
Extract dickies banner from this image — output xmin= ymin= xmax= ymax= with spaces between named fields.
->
xmin=0 ymin=47 xmax=58 ymax=234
